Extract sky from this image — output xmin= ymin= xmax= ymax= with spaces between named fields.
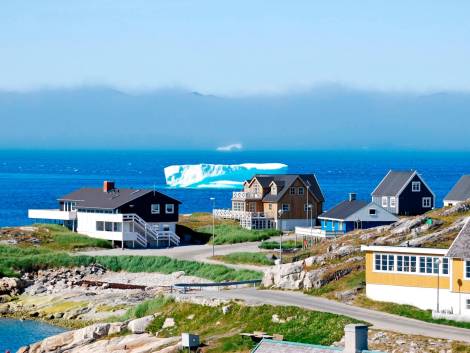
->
xmin=2 ymin=1 xmax=470 ymax=96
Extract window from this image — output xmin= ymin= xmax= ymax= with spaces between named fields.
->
xmin=375 ymin=254 xmax=394 ymax=271
xmin=298 ymin=187 xmax=304 ymax=195
xmin=369 ymin=208 xmax=376 ymax=215
xmin=105 ymin=222 xmax=113 ymax=232
xmin=271 ymin=186 xmax=277 ymax=195
xmin=113 ymin=222 xmax=122 ymax=232
xmin=410 ymin=256 xmax=417 ymax=272
xmin=397 ymin=255 xmax=403 ymax=271
xmin=442 ymin=258 xmax=449 ymax=275
xmin=375 ymin=254 xmax=381 ymax=271
xmin=412 ymin=181 xmax=421 ymax=192
xmin=233 ymin=202 xmax=244 ymax=211
xmin=304 ymin=203 xmax=312 ymax=212
xmin=165 ymin=204 xmax=174 ymax=214
xmin=290 ymin=187 xmax=296 ymax=195
xmin=422 ymin=197 xmax=432 ymax=208
xmin=268 ymin=203 xmax=272 ymax=210
xmin=390 ymin=197 xmax=396 ymax=208
xmin=151 ymin=204 xmax=160 ymax=214
xmin=382 ymin=197 xmax=388 ymax=207
xmin=466 ymin=260 xmax=470 ymax=279
xmin=420 ymin=256 xmax=440 ymax=274
xmin=96 ymin=221 xmax=104 ymax=231
xmin=282 ymin=204 xmax=290 ymax=212
xmin=467 ymin=299 xmax=470 ymax=310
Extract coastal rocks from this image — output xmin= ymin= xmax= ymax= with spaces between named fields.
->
xmin=0 ymin=277 xmax=26 ymax=295
xmin=18 ymin=322 xmax=178 ymax=353
xmin=400 ymin=218 xmax=466 ymax=247
xmin=128 ymin=315 xmax=155 ymax=334
xmin=389 ymin=216 xmax=427 ymax=235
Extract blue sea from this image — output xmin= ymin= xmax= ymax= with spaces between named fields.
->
xmin=0 ymin=150 xmax=469 ymax=227
xmin=0 ymin=318 xmax=66 ymax=351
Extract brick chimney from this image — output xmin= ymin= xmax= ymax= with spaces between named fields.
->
xmin=349 ymin=193 xmax=357 ymax=202
xmin=103 ymin=181 xmax=115 ymax=193
xmin=344 ymin=324 xmax=368 ymax=353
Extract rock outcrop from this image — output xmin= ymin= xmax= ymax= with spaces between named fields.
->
xmin=0 ymin=277 xmax=26 ymax=295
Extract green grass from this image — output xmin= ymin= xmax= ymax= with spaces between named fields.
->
xmin=121 ymin=296 xmax=171 ymax=320
xmin=197 ymin=224 xmax=280 ymax=245
xmin=213 ymin=252 xmax=274 ymax=266
xmin=259 ymin=240 xmax=302 ymax=250
xmin=307 ymin=271 xmax=365 ymax=298
xmin=0 ymin=245 xmax=262 ymax=281
xmin=356 ymin=296 xmax=470 ymax=330
xmin=124 ymin=296 xmax=361 ymax=352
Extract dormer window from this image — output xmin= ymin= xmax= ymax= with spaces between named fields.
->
xmin=271 ymin=186 xmax=277 ymax=195
xmin=412 ymin=181 xmax=421 ymax=192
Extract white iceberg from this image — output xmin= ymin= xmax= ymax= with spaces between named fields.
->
xmin=164 ymin=163 xmax=288 ymax=188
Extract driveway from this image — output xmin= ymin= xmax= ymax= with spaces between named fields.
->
xmin=178 ymin=287 xmax=470 ymax=343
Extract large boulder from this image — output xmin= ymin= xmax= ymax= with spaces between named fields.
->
xmin=0 ymin=277 xmax=25 ymax=295
xmin=128 ymin=315 xmax=155 ymax=334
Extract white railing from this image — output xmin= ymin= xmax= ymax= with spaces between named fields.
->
xmin=28 ymin=209 xmax=77 ymax=221
xmin=232 ymin=191 xmax=262 ymax=200
xmin=295 ymin=226 xmax=343 ymax=238
xmin=214 ymin=209 xmax=275 ymax=230
xmin=123 ymin=213 xmax=180 ymax=247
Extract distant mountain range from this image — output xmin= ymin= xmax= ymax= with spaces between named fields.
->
xmin=1 ymin=86 xmax=469 ymax=150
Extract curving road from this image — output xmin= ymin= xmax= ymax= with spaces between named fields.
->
xmin=177 ymin=287 xmax=470 ymax=343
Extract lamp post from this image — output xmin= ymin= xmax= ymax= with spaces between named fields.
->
xmin=436 ymin=258 xmax=441 ymax=313
xmin=278 ymin=209 xmax=284 ymax=264
xmin=210 ymin=197 xmax=216 ymax=257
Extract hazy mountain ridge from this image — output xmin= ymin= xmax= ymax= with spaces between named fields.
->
xmin=1 ymin=86 xmax=469 ymax=150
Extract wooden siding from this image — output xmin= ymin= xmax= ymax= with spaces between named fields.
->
xmin=398 ymin=174 xmax=434 ymax=216
xmin=275 ymin=178 xmax=322 ymax=220
xmin=365 ymin=252 xmax=450 ymax=289
xmin=451 ymin=258 xmax=470 ymax=293
xmin=118 ymin=192 xmax=179 ymax=223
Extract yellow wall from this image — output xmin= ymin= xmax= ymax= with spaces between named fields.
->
xmin=365 ymin=252 xmax=450 ymax=289
xmin=451 ymin=258 xmax=470 ymax=293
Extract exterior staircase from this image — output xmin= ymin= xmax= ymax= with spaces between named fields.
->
xmin=123 ymin=213 xmax=180 ymax=248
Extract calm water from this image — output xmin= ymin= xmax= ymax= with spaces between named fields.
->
xmin=0 ymin=318 xmax=66 ymax=351
xmin=0 ymin=150 xmax=469 ymax=227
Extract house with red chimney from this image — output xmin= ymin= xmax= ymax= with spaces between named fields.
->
xmin=28 ymin=181 xmax=181 ymax=248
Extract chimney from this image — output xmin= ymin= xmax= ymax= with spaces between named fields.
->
xmin=344 ymin=324 xmax=368 ymax=353
xmin=103 ymin=181 xmax=115 ymax=193
xmin=349 ymin=193 xmax=357 ymax=202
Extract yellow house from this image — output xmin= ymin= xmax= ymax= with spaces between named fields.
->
xmin=361 ymin=217 xmax=470 ymax=320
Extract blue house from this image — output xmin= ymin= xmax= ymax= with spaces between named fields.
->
xmin=318 ymin=193 xmax=398 ymax=234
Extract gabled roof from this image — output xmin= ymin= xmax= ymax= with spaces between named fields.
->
xmin=446 ymin=218 xmax=470 ymax=259
xmin=371 ymin=170 xmax=416 ymax=197
xmin=444 ymin=175 xmax=470 ymax=202
xmin=252 ymin=174 xmax=324 ymax=203
xmin=318 ymin=200 xmax=368 ymax=220
xmin=59 ymin=188 xmax=181 ymax=210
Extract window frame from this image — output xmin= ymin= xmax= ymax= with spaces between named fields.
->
xmin=369 ymin=208 xmax=377 ymax=216
xmin=298 ymin=187 xmax=305 ymax=195
xmin=412 ymin=181 xmax=421 ymax=192
xmin=422 ymin=197 xmax=432 ymax=208
xmin=390 ymin=197 xmax=396 ymax=208
xmin=165 ymin=204 xmax=175 ymax=214
xmin=151 ymin=204 xmax=160 ymax=214
xmin=281 ymin=203 xmax=290 ymax=212
xmin=96 ymin=221 xmax=104 ymax=231
xmin=289 ymin=187 xmax=296 ymax=195
xmin=374 ymin=253 xmax=446 ymax=276
xmin=465 ymin=260 xmax=470 ymax=279
xmin=381 ymin=196 xmax=388 ymax=208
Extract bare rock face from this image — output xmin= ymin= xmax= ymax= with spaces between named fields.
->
xmin=390 ymin=216 xmax=427 ymax=235
xmin=442 ymin=199 xmax=470 ymax=216
xmin=128 ymin=315 xmax=155 ymax=334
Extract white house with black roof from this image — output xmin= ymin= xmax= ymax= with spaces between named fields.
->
xmin=317 ymin=193 xmax=398 ymax=235
xmin=444 ymin=175 xmax=470 ymax=207
xmin=28 ymin=181 xmax=181 ymax=248
xmin=371 ymin=170 xmax=435 ymax=216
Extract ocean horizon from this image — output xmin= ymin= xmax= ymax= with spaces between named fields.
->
xmin=1 ymin=149 xmax=469 ymax=227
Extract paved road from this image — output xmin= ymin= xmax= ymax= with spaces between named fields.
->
xmin=178 ymin=287 xmax=470 ymax=343
xmin=80 ymin=234 xmax=297 ymax=271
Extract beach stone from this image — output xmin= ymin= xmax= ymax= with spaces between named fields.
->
xmin=128 ymin=315 xmax=154 ymax=333
xmin=162 ymin=317 xmax=175 ymax=329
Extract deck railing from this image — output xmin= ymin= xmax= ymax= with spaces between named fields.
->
xmin=231 ymin=191 xmax=263 ymax=200
xmin=295 ymin=226 xmax=344 ymax=238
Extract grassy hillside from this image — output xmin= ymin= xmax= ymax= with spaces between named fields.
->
xmin=0 ymin=246 xmax=262 ymax=281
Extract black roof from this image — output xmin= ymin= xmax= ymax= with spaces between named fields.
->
xmin=251 ymin=174 xmax=324 ymax=203
xmin=319 ymin=199 xmax=368 ymax=220
xmin=372 ymin=170 xmax=416 ymax=196
xmin=446 ymin=218 xmax=470 ymax=259
xmin=59 ymin=188 xmax=181 ymax=209
xmin=445 ymin=175 xmax=470 ymax=202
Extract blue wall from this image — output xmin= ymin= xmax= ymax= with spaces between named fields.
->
xmin=320 ymin=219 xmax=394 ymax=233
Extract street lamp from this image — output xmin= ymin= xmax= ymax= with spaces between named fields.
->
xmin=278 ymin=209 xmax=284 ymax=264
xmin=210 ymin=197 xmax=216 ymax=257
xmin=435 ymin=258 xmax=441 ymax=313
